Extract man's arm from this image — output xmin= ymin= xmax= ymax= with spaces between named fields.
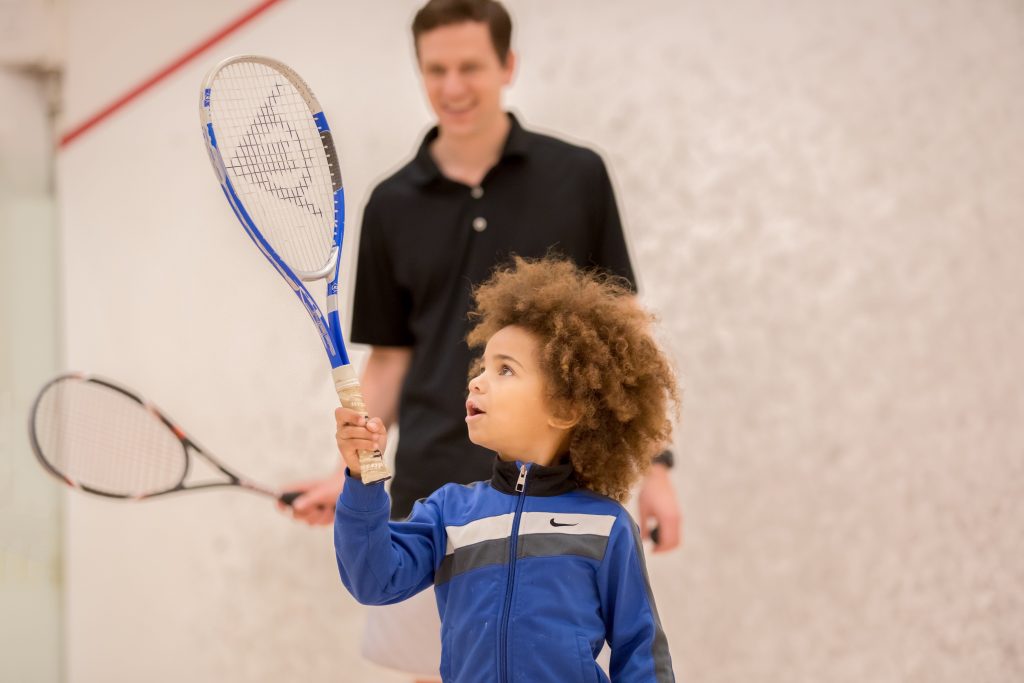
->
xmin=358 ymin=345 xmax=413 ymax=430
xmin=280 ymin=346 xmax=412 ymax=525
xmin=637 ymin=461 xmax=682 ymax=553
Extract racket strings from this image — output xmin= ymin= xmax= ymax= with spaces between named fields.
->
xmin=208 ymin=60 xmax=336 ymax=275
xmin=33 ymin=379 xmax=187 ymax=497
xmin=230 ymin=83 xmax=322 ymax=217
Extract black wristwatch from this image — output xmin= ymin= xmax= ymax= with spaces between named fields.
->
xmin=651 ymin=449 xmax=674 ymax=469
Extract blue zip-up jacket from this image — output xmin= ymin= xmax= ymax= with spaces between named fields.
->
xmin=334 ymin=456 xmax=675 ymax=682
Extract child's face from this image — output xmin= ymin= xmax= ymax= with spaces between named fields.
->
xmin=466 ymin=325 xmax=571 ymax=464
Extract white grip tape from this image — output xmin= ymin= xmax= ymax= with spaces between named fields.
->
xmin=331 ymin=365 xmax=391 ymax=484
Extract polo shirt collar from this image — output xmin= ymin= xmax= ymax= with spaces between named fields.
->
xmin=410 ymin=112 xmax=529 ymax=187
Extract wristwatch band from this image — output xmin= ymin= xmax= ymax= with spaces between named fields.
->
xmin=652 ymin=449 xmax=674 ymax=469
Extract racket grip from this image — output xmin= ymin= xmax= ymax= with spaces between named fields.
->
xmin=332 ymin=365 xmax=392 ymax=485
xmin=279 ymin=491 xmax=302 ymax=506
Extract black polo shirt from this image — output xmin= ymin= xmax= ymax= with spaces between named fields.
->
xmin=350 ymin=113 xmax=635 ymax=518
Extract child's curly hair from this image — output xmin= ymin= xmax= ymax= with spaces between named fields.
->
xmin=467 ymin=256 xmax=679 ymax=502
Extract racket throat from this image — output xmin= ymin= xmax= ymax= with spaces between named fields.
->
xmin=295 ymin=248 xmax=339 ymax=282
xmin=183 ymin=445 xmax=241 ymax=490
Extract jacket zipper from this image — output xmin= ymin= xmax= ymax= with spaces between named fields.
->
xmin=499 ymin=463 xmax=529 ymax=683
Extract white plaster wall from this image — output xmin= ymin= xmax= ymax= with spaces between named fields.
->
xmin=56 ymin=1 xmax=1024 ymax=682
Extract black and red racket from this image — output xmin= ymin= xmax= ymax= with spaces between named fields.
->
xmin=29 ymin=373 xmax=302 ymax=505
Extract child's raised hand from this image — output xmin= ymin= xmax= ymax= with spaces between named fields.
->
xmin=334 ymin=407 xmax=387 ymax=478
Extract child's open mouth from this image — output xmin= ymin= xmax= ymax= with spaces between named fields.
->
xmin=466 ymin=400 xmax=486 ymax=418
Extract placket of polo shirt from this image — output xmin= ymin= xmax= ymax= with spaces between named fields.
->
xmin=470 ymin=184 xmax=487 ymax=232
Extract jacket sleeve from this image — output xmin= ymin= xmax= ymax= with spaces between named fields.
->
xmin=597 ymin=513 xmax=675 ymax=682
xmin=334 ymin=470 xmax=447 ymax=605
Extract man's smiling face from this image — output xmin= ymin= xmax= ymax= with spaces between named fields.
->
xmin=417 ymin=20 xmax=514 ymax=139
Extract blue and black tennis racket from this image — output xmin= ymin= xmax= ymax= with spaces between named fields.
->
xmin=199 ymin=55 xmax=389 ymax=483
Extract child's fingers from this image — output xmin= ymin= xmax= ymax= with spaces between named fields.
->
xmin=335 ymin=415 xmax=385 ymax=442
xmin=337 ymin=425 xmax=376 ymax=441
xmin=350 ymin=440 xmax=380 ymax=454
xmin=334 ymin=407 xmax=366 ymax=427
xmin=336 ymin=437 xmax=379 ymax=454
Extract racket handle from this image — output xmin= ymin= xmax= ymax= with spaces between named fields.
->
xmin=278 ymin=490 xmax=333 ymax=513
xmin=332 ymin=365 xmax=392 ymax=485
xmin=279 ymin=491 xmax=302 ymax=506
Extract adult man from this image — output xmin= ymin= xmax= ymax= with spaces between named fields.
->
xmin=283 ymin=0 xmax=681 ymax=679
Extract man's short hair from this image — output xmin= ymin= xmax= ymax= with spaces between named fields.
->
xmin=412 ymin=0 xmax=513 ymax=64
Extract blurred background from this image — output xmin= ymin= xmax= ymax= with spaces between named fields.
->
xmin=2 ymin=0 xmax=1022 ymax=681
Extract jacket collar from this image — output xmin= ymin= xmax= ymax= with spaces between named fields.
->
xmin=490 ymin=454 xmax=579 ymax=497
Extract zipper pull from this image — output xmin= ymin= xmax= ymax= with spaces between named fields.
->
xmin=515 ymin=464 xmax=528 ymax=493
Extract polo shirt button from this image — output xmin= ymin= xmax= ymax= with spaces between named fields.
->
xmin=472 ymin=217 xmax=487 ymax=232
xmin=471 ymin=186 xmax=484 ymax=199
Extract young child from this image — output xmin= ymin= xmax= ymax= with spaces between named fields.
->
xmin=334 ymin=257 xmax=678 ymax=682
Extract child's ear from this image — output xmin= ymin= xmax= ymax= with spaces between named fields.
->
xmin=547 ymin=404 xmax=581 ymax=431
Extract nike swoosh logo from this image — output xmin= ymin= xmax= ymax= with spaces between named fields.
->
xmin=549 ymin=519 xmax=578 ymax=527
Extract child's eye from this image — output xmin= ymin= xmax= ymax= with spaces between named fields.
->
xmin=499 ymin=364 xmax=514 ymax=376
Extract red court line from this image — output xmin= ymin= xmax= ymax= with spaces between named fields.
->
xmin=59 ymin=0 xmax=286 ymax=149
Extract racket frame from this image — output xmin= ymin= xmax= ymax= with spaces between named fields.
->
xmin=199 ymin=55 xmax=349 ymax=369
xmin=28 ymin=373 xmax=281 ymax=501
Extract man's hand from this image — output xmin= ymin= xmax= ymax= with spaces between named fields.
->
xmin=637 ymin=463 xmax=682 ymax=553
xmin=276 ymin=471 xmax=345 ymax=526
